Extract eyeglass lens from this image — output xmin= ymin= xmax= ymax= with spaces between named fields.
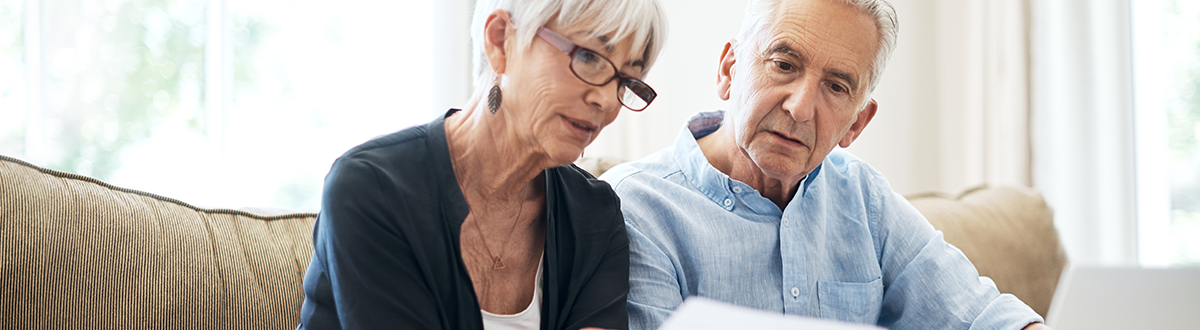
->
xmin=569 ymin=48 xmax=655 ymax=111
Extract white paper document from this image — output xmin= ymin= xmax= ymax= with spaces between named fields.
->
xmin=658 ymin=297 xmax=885 ymax=330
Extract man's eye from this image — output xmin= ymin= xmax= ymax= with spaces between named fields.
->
xmin=775 ymin=61 xmax=794 ymax=71
xmin=830 ymin=82 xmax=847 ymax=93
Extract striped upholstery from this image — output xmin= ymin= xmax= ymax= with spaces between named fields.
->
xmin=0 ymin=155 xmax=316 ymax=330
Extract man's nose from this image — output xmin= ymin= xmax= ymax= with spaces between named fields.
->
xmin=781 ymin=75 xmax=820 ymax=122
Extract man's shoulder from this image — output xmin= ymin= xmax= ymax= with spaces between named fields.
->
xmin=598 ymin=147 xmax=682 ymax=189
xmin=818 ymin=148 xmax=887 ymax=187
xmin=597 ymin=147 xmax=706 ymax=223
xmin=823 ymin=148 xmax=869 ymax=173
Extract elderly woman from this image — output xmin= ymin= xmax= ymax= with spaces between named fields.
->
xmin=297 ymin=0 xmax=666 ymax=329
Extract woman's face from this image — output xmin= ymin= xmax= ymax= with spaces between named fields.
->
xmin=499 ymin=20 xmax=646 ymax=165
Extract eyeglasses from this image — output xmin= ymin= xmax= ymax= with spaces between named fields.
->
xmin=536 ymin=27 xmax=657 ymax=111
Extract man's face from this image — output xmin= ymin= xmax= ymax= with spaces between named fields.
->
xmin=717 ymin=0 xmax=880 ymax=183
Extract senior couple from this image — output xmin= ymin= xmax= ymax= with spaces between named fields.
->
xmin=297 ymin=0 xmax=1048 ymax=329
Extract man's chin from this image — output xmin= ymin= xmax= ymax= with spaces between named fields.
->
xmin=749 ymin=153 xmax=813 ymax=182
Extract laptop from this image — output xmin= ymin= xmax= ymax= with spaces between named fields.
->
xmin=1045 ymin=266 xmax=1200 ymax=329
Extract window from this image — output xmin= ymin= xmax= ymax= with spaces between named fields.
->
xmin=2 ymin=0 xmax=441 ymax=211
xmin=1134 ymin=0 xmax=1200 ymax=266
xmin=0 ymin=0 xmax=23 ymax=149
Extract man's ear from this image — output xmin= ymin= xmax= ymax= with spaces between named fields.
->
xmin=716 ymin=40 xmax=737 ymax=101
xmin=839 ymin=98 xmax=878 ymax=148
xmin=483 ymin=9 xmax=512 ymax=75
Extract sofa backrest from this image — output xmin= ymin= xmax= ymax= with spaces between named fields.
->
xmin=0 ymin=155 xmax=316 ymax=330
xmin=0 ymin=154 xmax=1069 ymax=328
xmin=909 ymin=186 xmax=1069 ymax=317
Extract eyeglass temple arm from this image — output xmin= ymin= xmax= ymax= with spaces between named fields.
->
xmin=536 ymin=27 xmax=577 ymax=55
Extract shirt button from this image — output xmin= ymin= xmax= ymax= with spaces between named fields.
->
xmin=783 ymin=217 xmax=789 ymax=227
xmin=723 ymin=199 xmax=732 ymax=206
xmin=790 ymin=287 xmax=799 ymax=297
xmin=732 ymin=186 xmax=742 ymax=193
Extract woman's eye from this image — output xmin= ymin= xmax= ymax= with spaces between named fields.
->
xmin=575 ymin=49 xmax=602 ymax=64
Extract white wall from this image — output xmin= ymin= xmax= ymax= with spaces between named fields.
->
xmin=584 ymin=0 xmax=750 ymax=164
xmin=586 ymin=0 xmax=1033 ymax=196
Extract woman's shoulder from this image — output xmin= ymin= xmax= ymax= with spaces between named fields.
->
xmin=549 ymin=164 xmax=614 ymax=197
xmin=547 ymin=164 xmax=624 ymax=227
xmin=340 ymin=124 xmax=434 ymax=162
xmin=324 ymin=119 xmax=454 ymax=200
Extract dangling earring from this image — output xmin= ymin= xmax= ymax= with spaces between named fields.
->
xmin=488 ymin=75 xmax=502 ymax=114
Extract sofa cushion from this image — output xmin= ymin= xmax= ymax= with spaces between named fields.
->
xmin=0 ymin=155 xmax=316 ymax=329
xmin=908 ymin=186 xmax=1069 ymax=317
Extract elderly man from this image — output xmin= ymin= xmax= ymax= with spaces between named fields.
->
xmin=599 ymin=0 xmax=1048 ymax=329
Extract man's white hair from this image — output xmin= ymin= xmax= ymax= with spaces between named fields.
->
xmin=737 ymin=0 xmax=898 ymax=94
xmin=470 ymin=0 xmax=668 ymax=90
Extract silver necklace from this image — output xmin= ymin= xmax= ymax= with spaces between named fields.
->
xmin=472 ymin=187 xmax=528 ymax=270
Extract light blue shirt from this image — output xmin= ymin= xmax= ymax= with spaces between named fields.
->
xmin=600 ymin=111 xmax=1043 ymax=330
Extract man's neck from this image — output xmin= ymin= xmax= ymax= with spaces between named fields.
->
xmin=696 ymin=125 xmax=802 ymax=210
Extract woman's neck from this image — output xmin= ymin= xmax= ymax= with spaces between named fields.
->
xmin=444 ymin=98 xmax=552 ymax=203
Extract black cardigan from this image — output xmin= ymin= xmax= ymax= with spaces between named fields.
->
xmin=298 ymin=109 xmax=629 ymax=330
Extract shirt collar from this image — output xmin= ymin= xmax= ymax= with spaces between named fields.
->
xmin=671 ymin=111 xmax=819 ymax=212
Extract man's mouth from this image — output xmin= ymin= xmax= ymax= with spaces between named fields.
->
xmin=771 ymin=131 xmax=805 ymax=146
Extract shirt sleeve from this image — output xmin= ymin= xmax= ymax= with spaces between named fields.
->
xmin=624 ymin=216 xmax=684 ymax=330
xmin=305 ymin=157 xmax=446 ymax=329
xmin=873 ymin=186 xmax=1043 ymax=330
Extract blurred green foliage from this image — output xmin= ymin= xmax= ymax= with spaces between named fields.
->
xmin=1166 ymin=0 xmax=1200 ymax=265
xmin=39 ymin=0 xmax=265 ymax=181
xmin=0 ymin=1 xmax=25 ymax=152
xmin=45 ymin=0 xmax=203 ymax=179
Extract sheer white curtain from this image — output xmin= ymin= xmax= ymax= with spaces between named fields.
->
xmin=847 ymin=0 xmax=1034 ymax=195
xmin=1030 ymin=0 xmax=1138 ymax=266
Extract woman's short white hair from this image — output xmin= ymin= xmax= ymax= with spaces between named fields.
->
xmin=737 ymin=0 xmax=898 ymax=94
xmin=470 ymin=0 xmax=668 ymax=90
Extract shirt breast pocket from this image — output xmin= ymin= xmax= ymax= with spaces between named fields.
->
xmin=817 ymin=277 xmax=883 ymax=325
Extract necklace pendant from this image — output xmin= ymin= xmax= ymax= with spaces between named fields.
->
xmin=492 ymin=256 xmax=506 ymax=270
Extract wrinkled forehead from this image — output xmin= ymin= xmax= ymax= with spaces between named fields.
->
xmin=752 ymin=0 xmax=880 ymax=83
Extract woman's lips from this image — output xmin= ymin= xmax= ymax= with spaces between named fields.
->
xmin=563 ymin=115 xmax=598 ymax=140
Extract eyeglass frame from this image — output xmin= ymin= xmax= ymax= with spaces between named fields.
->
xmin=535 ymin=27 xmax=657 ymax=111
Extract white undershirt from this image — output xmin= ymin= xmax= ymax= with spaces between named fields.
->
xmin=480 ymin=253 xmax=544 ymax=330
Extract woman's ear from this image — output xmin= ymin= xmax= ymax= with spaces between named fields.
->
xmin=716 ymin=40 xmax=737 ymax=101
xmin=483 ymin=9 xmax=512 ymax=75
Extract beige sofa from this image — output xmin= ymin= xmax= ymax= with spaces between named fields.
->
xmin=1 ymin=155 xmax=316 ymax=329
xmin=0 ymin=155 xmax=1067 ymax=329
